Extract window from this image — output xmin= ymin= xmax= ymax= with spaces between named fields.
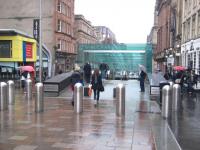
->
xmin=0 ymin=40 xmax=12 ymax=58
xmin=193 ymin=52 xmax=196 ymax=70
xmin=183 ymin=22 xmax=186 ymax=42
xmin=193 ymin=0 xmax=197 ymax=8
xmin=66 ymin=5 xmax=71 ymax=17
xmin=198 ymin=11 xmax=200 ymax=35
xmin=199 ymin=52 xmax=200 ymax=74
xmin=57 ymin=20 xmax=61 ymax=32
xmin=57 ymin=39 xmax=61 ymax=51
xmin=187 ymin=19 xmax=190 ymax=40
xmin=57 ymin=0 xmax=61 ymax=13
xmin=61 ymin=2 xmax=66 ymax=15
xmin=192 ymin=15 xmax=196 ymax=38
xmin=66 ymin=23 xmax=71 ymax=35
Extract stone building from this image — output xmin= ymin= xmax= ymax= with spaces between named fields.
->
xmin=0 ymin=0 xmax=75 ymax=75
xmin=153 ymin=0 xmax=182 ymax=72
xmin=181 ymin=0 xmax=200 ymax=74
xmin=95 ymin=26 xmax=117 ymax=44
xmin=74 ymin=15 xmax=98 ymax=44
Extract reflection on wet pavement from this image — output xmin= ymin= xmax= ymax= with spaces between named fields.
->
xmin=0 ymin=80 xmax=181 ymax=150
xmin=169 ymin=93 xmax=200 ymax=150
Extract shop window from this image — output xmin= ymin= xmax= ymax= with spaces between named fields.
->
xmin=0 ymin=40 xmax=12 ymax=58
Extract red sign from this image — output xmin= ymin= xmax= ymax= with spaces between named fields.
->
xmin=26 ymin=43 xmax=32 ymax=58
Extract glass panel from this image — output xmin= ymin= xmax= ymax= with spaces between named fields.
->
xmin=0 ymin=40 xmax=12 ymax=58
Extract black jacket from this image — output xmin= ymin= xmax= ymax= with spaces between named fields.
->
xmin=91 ymin=74 xmax=102 ymax=90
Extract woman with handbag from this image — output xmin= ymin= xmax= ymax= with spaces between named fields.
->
xmin=91 ymin=68 xmax=103 ymax=106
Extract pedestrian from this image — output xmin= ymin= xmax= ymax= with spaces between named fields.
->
xmin=83 ymin=62 xmax=91 ymax=83
xmin=20 ymin=73 xmax=26 ymax=90
xmin=70 ymin=67 xmax=83 ymax=106
xmin=139 ymin=70 xmax=146 ymax=92
xmin=91 ymin=68 xmax=103 ymax=106
xmin=43 ymin=71 xmax=47 ymax=81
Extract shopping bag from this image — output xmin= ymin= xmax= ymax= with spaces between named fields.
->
xmin=88 ymin=87 xmax=92 ymax=96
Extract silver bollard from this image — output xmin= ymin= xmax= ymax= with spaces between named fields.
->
xmin=172 ymin=84 xmax=181 ymax=111
xmin=116 ymin=83 xmax=125 ymax=117
xmin=0 ymin=82 xmax=8 ymax=111
xmin=74 ymin=83 xmax=83 ymax=114
xmin=26 ymin=79 xmax=32 ymax=100
xmin=161 ymin=85 xmax=170 ymax=119
xmin=35 ymin=83 xmax=44 ymax=113
xmin=7 ymin=80 xmax=15 ymax=105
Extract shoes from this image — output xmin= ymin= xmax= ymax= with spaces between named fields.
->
xmin=94 ymin=100 xmax=99 ymax=107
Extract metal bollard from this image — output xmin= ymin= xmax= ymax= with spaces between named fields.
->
xmin=0 ymin=82 xmax=8 ymax=111
xmin=26 ymin=79 xmax=32 ymax=100
xmin=116 ymin=83 xmax=125 ymax=117
xmin=172 ymin=84 xmax=181 ymax=111
xmin=161 ymin=85 xmax=170 ymax=119
xmin=74 ymin=83 xmax=83 ymax=114
xmin=7 ymin=80 xmax=15 ymax=105
xmin=35 ymin=83 xmax=44 ymax=113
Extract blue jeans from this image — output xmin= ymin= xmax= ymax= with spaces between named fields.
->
xmin=140 ymin=79 xmax=145 ymax=91
xmin=93 ymin=89 xmax=100 ymax=100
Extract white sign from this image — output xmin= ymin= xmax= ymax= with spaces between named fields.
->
xmin=150 ymin=86 xmax=159 ymax=95
xmin=167 ymin=57 xmax=174 ymax=65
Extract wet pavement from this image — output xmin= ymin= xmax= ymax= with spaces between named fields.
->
xmin=0 ymin=80 xmax=181 ymax=150
xmin=169 ymin=92 xmax=200 ymax=150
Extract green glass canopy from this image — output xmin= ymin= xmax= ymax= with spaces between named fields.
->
xmin=77 ymin=43 xmax=152 ymax=73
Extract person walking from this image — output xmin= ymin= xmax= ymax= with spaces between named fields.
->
xmin=83 ymin=62 xmax=91 ymax=83
xmin=91 ymin=69 xmax=103 ymax=106
xmin=139 ymin=70 xmax=146 ymax=92
xmin=70 ymin=68 xmax=83 ymax=106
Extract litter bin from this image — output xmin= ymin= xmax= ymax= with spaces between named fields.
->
xmin=159 ymin=81 xmax=170 ymax=105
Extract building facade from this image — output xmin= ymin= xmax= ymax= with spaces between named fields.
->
xmin=74 ymin=15 xmax=98 ymax=44
xmin=181 ymin=0 xmax=200 ymax=74
xmin=154 ymin=0 xmax=182 ymax=73
xmin=95 ymin=26 xmax=117 ymax=44
xmin=147 ymin=3 xmax=159 ymax=71
xmin=0 ymin=0 xmax=75 ymax=75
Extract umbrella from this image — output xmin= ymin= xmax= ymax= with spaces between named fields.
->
xmin=139 ymin=64 xmax=146 ymax=72
xmin=173 ymin=66 xmax=186 ymax=71
xmin=20 ymin=66 xmax=35 ymax=72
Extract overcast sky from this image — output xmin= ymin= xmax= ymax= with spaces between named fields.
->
xmin=75 ymin=0 xmax=156 ymax=43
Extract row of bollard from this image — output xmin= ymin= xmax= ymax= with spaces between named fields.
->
xmin=161 ymin=83 xmax=181 ymax=119
xmin=1 ymin=80 xmax=125 ymax=115
xmin=0 ymin=81 xmax=14 ymax=111
xmin=0 ymin=80 xmax=44 ymax=113
xmin=74 ymin=83 xmax=125 ymax=117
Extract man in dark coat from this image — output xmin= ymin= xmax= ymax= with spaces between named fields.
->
xmin=83 ymin=62 xmax=91 ymax=83
xmin=70 ymin=70 xmax=83 ymax=106
xmin=139 ymin=70 xmax=146 ymax=92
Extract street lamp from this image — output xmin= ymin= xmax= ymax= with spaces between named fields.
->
xmin=39 ymin=0 xmax=43 ymax=82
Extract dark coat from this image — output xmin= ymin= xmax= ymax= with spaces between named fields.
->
xmin=83 ymin=63 xmax=91 ymax=75
xmin=91 ymin=74 xmax=102 ymax=90
xmin=71 ymin=71 xmax=82 ymax=86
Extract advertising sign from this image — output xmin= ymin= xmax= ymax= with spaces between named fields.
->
xmin=33 ymin=19 xmax=40 ymax=42
xmin=26 ymin=43 xmax=32 ymax=58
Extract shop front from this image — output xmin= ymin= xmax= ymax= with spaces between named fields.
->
xmin=181 ymin=39 xmax=200 ymax=74
xmin=0 ymin=30 xmax=37 ymax=80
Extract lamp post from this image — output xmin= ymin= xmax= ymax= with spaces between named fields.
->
xmin=39 ymin=0 xmax=43 ymax=82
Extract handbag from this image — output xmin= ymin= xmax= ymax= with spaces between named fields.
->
xmin=99 ymin=85 xmax=104 ymax=92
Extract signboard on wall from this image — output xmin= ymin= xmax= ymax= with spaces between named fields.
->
xmin=33 ymin=19 xmax=40 ymax=42
xmin=26 ymin=43 xmax=32 ymax=58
